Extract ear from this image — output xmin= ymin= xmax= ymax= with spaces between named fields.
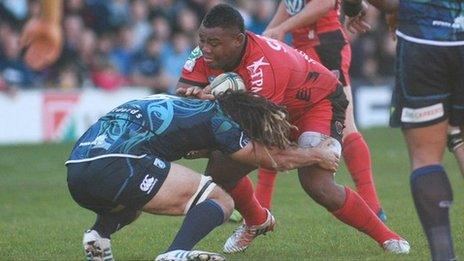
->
xmin=234 ymin=32 xmax=246 ymax=46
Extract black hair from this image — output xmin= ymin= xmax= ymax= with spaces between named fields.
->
xmin=216 ymin=90 xmax=295 ymax=149
xmin=202 ymin=4 xmax=245 ymax=34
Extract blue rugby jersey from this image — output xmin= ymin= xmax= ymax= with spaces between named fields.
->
xmin=397 ymin=0 xmax=464 ymax=43
xmin=67 ymin=94 xmax=249 ymax=163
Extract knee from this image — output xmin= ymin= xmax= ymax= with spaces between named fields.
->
xmin=208 ymin=187 xmax=234 ymax=220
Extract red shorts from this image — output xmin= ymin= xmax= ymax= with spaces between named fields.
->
xmin=299 ymin=29 xmax=351 ymax=87
xmin=290 ymin=84 xmax=348 ymax=143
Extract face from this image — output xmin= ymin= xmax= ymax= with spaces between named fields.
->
xmin=198 ymin=25 xmax=245 ymax=70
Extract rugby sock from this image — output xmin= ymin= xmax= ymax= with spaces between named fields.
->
xmin=91 ymin=209 xmax=140 ymax=239
xmin=342 ymin=132 xmax=382 ymax=213
xmin=332 ymin=187 xmax=400 ymax=245
xmin=255 ymin=168 xmax=277 ymax=209
xmin=167 ymin=199 xmax=224 ymax=251
xmin=410 ymin=165 xmax=455 ymax=261
xmin=228 ymin=176 xmax=268 ymax=226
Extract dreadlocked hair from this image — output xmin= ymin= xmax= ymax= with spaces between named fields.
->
xmin=216 ymin=90 xmax=296 ymax=149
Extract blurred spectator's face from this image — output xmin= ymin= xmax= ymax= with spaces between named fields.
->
xmin=78 ymin=30 xmax=97 ymax=56
xmin=147 ymin=39 xmax=163 ymax=56
xmin=67 ymin=0 xmax=84 ymax=12
xmin=198 ymin=25 xmax=245 ymax=70
xmin=64 ymin=15 xmax=84 ymax=45
xmin=173 ymin=33 xmax=190 ymax=53
xmin=98 ymin=35 xmax=114 ymax=54
xmin=4 ymin=33 xmax=20 ymax=60
xmin=152 ymin=17 xmax=171 ymax=41
xmin=257 ymin=0 xmax=276 ymax=21
xmin=119 ymin=27 xmax=134 ymax=48
xmin=178 ymin=8 xmax=199 ymax=32
xmin=132 ymin=0 xmax=148 ymax=22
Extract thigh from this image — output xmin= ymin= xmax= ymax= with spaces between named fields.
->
xmin=390 ymin=38 xmax=452 ymax=128
xmin=292 ymin=84 xmax=348 ymax=144
xmin=67 ymin=155 xmax=171 ymax=214
xmin=450 ymin=45 xmax=464 ymax=127
xmin=403 ymin=120 xmax=448 ymax=169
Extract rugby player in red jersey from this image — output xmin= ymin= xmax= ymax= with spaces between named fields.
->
xmin=260 ymin=0 xmax=386 ymax=221
xmin=177 ymin=3 xmax=409 ymax=255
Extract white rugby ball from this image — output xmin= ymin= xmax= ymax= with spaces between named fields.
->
xmin=210 ymin=72 xmax=246 ymax=96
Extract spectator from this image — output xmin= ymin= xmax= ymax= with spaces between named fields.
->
xmin=132 ymin=34 xmax=170 ymax=93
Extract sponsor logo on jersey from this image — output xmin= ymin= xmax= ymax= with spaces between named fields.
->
xmin=296 ymin=89 xmax=311 ymax=101
xmin=153 ymin=158 xmax=166 ymax=169
xmin=247 ymin=57 xmax=270 ymax=93
xmin=184 ymin=46 xmax=203 ymax=72
xmin=140 ymin=174 xmax=158 ymax=194
xmin=400 ymin=103 xmax=444 ymax=123
xmin=335 ymin=121 xmax=344 ymax=135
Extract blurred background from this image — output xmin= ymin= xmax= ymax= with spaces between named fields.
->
xmin=0 ymin=0 xmax=395 ymax=144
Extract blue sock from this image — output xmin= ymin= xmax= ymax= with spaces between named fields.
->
xmin=167 ymin=199 xmax=224 ymax=251
xmin=410 ymin=165 xmax=455 ymax=261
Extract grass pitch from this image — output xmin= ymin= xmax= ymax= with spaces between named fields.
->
xmin=1 ymin=127 xmax=463 ymax=260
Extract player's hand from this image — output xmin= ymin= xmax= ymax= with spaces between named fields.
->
xmin=262 ymin=27 xmax=285 ymax=42
xmin=20 ymin=18 xmax=63 ymax=70
xmin=314 ymin=147 xmax=339 ymax=172
xmin=176 ymin=85 xmax=215 ymax=100
xmin=345 ymin=1 xmax=371 ymax=34
xmin=386 ymin=11 xmax=398 ymax=41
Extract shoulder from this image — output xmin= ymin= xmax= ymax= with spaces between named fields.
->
xmin=183 ymin=46 xmax=204 ymax=72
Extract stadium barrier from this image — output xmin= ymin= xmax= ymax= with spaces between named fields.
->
xmin=0 ymin=86 xmax=392 ymax=144
xmin=0 ymin=88 xmax=151 ymax=144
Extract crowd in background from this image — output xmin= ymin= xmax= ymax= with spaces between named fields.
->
xmin=0 ymin=0 xmax=395 ymax=94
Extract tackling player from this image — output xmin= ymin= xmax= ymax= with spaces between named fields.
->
xmin=66 ymin=91 xmax=339 ymax=261
xmin=345 ymin=0 xmax=463 ymax=260
xmin=177 ymin=3 xmax=409 ymax=255
xmin=20 ymin=0 xmax=63 ymax=70
xmin=259 ymin=0 xmax=386 ymax=221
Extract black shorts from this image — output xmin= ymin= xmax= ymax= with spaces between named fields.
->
xmin=390 ymin=37 xmax=464 ymax=128
xmin=66 ymin=155 xmax=170 ymax=215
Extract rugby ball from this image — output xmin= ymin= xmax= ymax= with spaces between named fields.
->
xmin=210 ymin=72 xmax=246 ymax=96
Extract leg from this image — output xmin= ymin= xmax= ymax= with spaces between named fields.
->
xmin=404 ymin=121 xmax=455 ymax=261
xmin=255 ymin=168 xmax=278 ymax=209
xmin=297 ymin=131 xmax=409 ymax=253
xmin=448 ymin=125 xmax=464 ymax=178
xmin=342 ymin=86 xmax=384 ymax=218
xmin=144 ymin=162 xmax=234 ymax=253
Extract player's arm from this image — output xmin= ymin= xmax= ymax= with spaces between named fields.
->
xmin=263 ymin=1 xmax=290 ymax=41
xmin=20 ymin=0 xmax=63 ymax=70
xmin=230 ymin=142 xmax=339 ymax=172
xmin=264 ymin=0 xmax=336 ymax=41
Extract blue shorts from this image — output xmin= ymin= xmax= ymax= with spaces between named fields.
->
xmin=390 ymin=37 xmax=464 ymax=128
xmin=67 ymin=155 xmax=170 ymax=215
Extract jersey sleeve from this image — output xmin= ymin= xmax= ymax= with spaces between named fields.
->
xmin=179 ymin=46 xmax=210 ymax=87
xmin=211 ymin=113 xmax=250 ymax=155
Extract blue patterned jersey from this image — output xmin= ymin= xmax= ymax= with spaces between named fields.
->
xmin=398 ymin=0 xmax=464 ymax=42
xmin=67 ymin=94 xmax=249 ymax=162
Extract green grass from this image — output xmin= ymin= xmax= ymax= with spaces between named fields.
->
xmin=0 ymin=127 xmax=463 ymax=260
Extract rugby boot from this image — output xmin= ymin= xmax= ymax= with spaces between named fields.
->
xmin=83 ymin=229 xmax=113 ymax=261
xmin=382 ymin=238 xmax=410 ymax=254
xmin=155 ymin=250 xmax=226 ymax=261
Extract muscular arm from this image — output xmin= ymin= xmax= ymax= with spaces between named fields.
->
xmin=265 ymin=1 xmax=290 ymax=31
xmin=281 ymin=0 xmax=336 ymax=31
xmin=230 ymin=142 xmax=338 ymax=172
xmin=264 ymin=0 xmax=336 ymax=41
xmin=42 ymin=0 xmax=62 ymax=24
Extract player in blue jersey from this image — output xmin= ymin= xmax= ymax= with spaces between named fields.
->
xmin=66 ymin=91 xmax=339 ymax=261
xmin=344 ymin=0 xmax=463 ymax=260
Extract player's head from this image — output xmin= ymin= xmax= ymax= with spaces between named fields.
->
xmin=217 ymin=91 xmax=295 ymax=149
xmin=199 ymin=4 xmax=246 ymax=70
